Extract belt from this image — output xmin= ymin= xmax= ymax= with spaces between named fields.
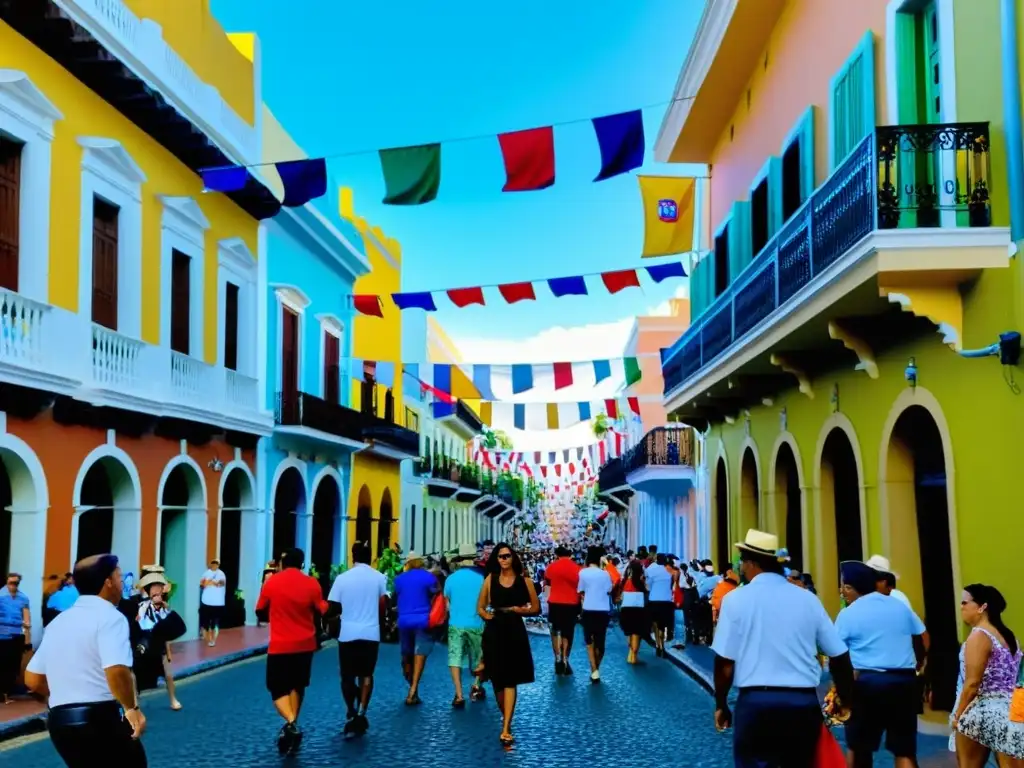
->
xmin=48 ymin=701 xmax=123 ymax=728
xmin=738 ymin=686 xmax=818 ymax=695
xmin=856 ymin=668 xmax=917 ymax=677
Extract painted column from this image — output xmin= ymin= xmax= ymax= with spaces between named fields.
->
xmin=9 ymin=507 xmax=47 ymax=643
xmin=1003 ymin=0 xmax=1024 ymax=243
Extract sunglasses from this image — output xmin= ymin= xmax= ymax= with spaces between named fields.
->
xmin=497 ymin=553 xmax=512 ymax=560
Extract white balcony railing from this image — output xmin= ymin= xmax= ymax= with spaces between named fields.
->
xmin=0 ymin=290 xmax=267 ymax=430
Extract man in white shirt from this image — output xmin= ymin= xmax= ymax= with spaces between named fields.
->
xmin=25 ymin=554 xmax=147 ymax=768
xmin=199 ymin=558 xmax=227 ymax=647
xmin=645 ymin=553 xmax=675 ymax=658
xmin=712 ymin=530 xmax=854 ymax=768
xmin=326 ymin=541 xmax=386 ymax=737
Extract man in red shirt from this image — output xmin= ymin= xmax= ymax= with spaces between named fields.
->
xmin=545 ymin=546 xmax=581 ymax=675
xmin=255 ymin=547 xmax=327 ymax=755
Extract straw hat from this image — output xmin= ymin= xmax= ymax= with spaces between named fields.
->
xmin=405 ymin=550 xmax=425 ymax=565
xmin=865 ymin=554 xmax=899 ymax=579
xmin=454 ymin=543 xmax=478 ymax=560
xmin=735 ymin=529 xmax=780 ymax=557
xmin=137 ymin=572 xmax=168 ymax=590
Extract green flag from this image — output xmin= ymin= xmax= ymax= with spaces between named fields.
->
xmin=624 ymin=357 xmax=642 ymax=386
xmin=378 ymin=144 xmax=441 ymax=205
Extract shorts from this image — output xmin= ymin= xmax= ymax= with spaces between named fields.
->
xmin=650 ymin=600 xmax=675 ymax=630
xmin=845 ymin=672 xmax=919 ymax=758
xmin=580 ymin=610 xmax=610 ymax=646
xmin=338 ymin=640 xmax=380 ymax=679
xmin=399 ymin=627 xmax=434 ymax=657
xmin=447 ymin=626 xmax=483 ymax=669
xmin=547 ymin=603 xmax=579 ymax=637
xmin=199 ymin=604 xmax=224 ymax=630
xmin=265 ymin=651 xmax=314 ymax=700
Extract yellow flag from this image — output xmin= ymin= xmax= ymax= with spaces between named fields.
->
xmin=638 ymin=175 xmax=696 ymax=258
xmin=479 ymin=401 xmax=493 ymax=426
xmin=546 ymin=403 xmax=559 ymax=430
xmin=449 ymin=365 xmax=481 ymax=399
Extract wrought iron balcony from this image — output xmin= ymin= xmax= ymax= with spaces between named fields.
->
xmin=362 ymin=410 xmax=420 ymax=459
xmin=275 ymin=391 xmax=365 ymax=444
xmin=598 ymin=456 xmax=628 ymax=493
xmin=623 ymin=426 xmax=695 ymax=473
xmin=663 ymin=121 xmax=994 ymax=396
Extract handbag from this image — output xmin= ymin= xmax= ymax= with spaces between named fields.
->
xmin=814 ymin=723 xmax=846 ymax=768
xmin=427 ymin=592 xmax=447 ymax=630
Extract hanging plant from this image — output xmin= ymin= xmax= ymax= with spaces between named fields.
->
xmin=592 ymin=413 xmax=610 ymax=439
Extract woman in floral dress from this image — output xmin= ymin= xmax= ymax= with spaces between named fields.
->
xmin=950 ymin=584 xmax=1024 ymax=766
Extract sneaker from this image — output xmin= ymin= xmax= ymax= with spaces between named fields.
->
xmin=288 ymin=724 xmax=304 ymax=755
xmin=354 ymin=714 xmax=369 ymax=736
xmin=342 ymin=716 xmax=357 ymax=736
xmin=563 ymin=662 xmax=574 ymax=676
xmin=276 ymin=723 xmax=294 ymax=755
xmin=452 ymin=696 xmax=466 ymax=709
xmin=555 ymin=660 xmax=565 ymax=675
xmin=590 ymin=670 xmax=600 ymax=684
xmin=470 ymin=685 xmax=486 ymax=702
xmin=208 ymin=641 xmax=215 ymax=648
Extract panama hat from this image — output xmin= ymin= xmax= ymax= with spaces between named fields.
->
xmin=735 ymin=529 xmax=780 ymax=556
xmin=405 ymin=550 xmax=425 ymax=564
xmin=454 ymin=543 xmax=479 ymax=559
xmin=137 ymin=572 xmax=168 ymax=590
xmin=865 ymin=554 xmax=899 ymax=579
xmin=140 ymin=564 xmax=164 ymax=574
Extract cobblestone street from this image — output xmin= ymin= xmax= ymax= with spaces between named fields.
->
xmin=1 ymin=631 xmax=734 ymax=768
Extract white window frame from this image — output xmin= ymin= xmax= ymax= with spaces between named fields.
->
xmin=0 ymin=70 xmax=61 ymax=303
xmin=218 ymin=237 xmax=258 ymax=378
xmin=315 ymin=313 xmax=344 ymax=400
xmin=77 ymin=137 xmax=146 ymax=338
xmin=158 ymin=196 xmax=209 ymax=359
xmin=272 ymin=284 xmax=311 ymax=394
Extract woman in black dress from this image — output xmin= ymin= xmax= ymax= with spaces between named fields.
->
xmin=477 ymin=542 xmax=540 ymax=746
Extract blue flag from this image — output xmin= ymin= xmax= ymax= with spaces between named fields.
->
xmin=592 ymin=110 xmax=645 ymax=182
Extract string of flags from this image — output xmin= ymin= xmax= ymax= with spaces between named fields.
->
xmin=472 ymin=397 xmax=640 ymax=432
xmin=352 ymin=260 xmax=687 ymax=316
xmin=199 ymin=98 xmax=692 ymax=207
xmin=473 ymin=431 xmax=625 ymax=479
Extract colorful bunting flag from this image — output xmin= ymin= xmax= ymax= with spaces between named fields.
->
xmin=513 ymin=404 xmax=526 ymax=430
xmin=601 ymin=269 xmax=642 ymax=294
xmin=639 ymin=175 xmax=697 ymax=258
xmin=511 ymin=364 xmax=533 ymax=394
xmin=627 ymin=396 xmax=641 ymax=415
xmin=379 ymin=144 xmax=442 ymax=205
xmin=498 ymin=282 xmax=536 ymax=304
xmin=624 ymin=357 xmax=642 ymax=387
xmin=352 ymin=295 xmax=384 ymax=317
xmin=547 ymin=275 xmax=588 ymax=298
xmin=605 ymin=399 xmax=619 ymax=419
xmin=201 ymin=165 xmax=248 ymax=193
xmin=552 ymin=362 xmax=573 ymax=390
xmin=593 ymin=359 xmax=611 ymax=383
xmin=393 ymin=292 xmax=437 ymax=311
xmin=447 ymin=286 xmax=486 ymax=308
xmin=592 ymin=110 xmax=645 ymax=182
xmin=472 ymin=365 xmax=497 ymax=400
xmin=646 ymin=261 xmax=688 ymax=283
xmin=499 ymin=127 xmax=556 ymax=192
xmin=278 ymin=158 xmax=327 ymax=207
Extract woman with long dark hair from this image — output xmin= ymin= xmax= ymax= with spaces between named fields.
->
xmin=950 ymin=584 xmax=1024 ymax=765
xmin=476 ymin=542 xmax=540 ymax=747
xmin=619 ymin=560 xmax=647 ymax=664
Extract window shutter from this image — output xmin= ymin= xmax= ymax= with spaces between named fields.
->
xmin=689 ymin=257 xmax=704 ymax=320
xmin=767 ymin=156 xmax=783 ymax=237
xmin=170 ymin=250 xmax=191 ymax=355
xmin=323 ymin=331 xmax=340 ymax=403
xmin=0 ymin=138 xmax=21 ymax=292
xmin=728 ymin=201 xmax=752 ymax=282
xmin=91 ymin=199 xmax=119 ymax=330
xmin=281 ymin=307 xmax=299 ymax=400
xmin=831 ymin=32 xmax=876 ymax=168
xmin=799 ymin=108 xmax=816 ymax=202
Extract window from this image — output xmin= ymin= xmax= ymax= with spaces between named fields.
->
xmin=360 ymin=377 xmax=377 ymax=416
xmin=405 ymin=407 xmax=419 ymax=432
xmin=384 ymin=389 xmax=395 ymax=423
xmin=780 ymin=108 xmax=815 ymax=224
xmin=750 ymin=177 xmax=770 ymax=257
xmin=281 ymin=306 xmax=299 ymax=402
xmin=223 ymin=282 xmax=239 ymax=371
xmin=830 ymin=32 xmax=876 ymax=169
xmin=91 ymin=197 xmax=119 ymax=330
xmin=0 ymin=137 xmax=22 ymax=291
xmin=323 ymin=330 xmax=340 ymax=403
xmin=782 ymin=139 xmax=803 ymax=220
xmin=713 ymin=226 xmax=729 ymax=298
xmin=170 ymin=249 xmax=191 ymax=355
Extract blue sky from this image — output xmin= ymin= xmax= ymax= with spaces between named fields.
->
xmin=212 ymin=0 xmax=701 ymax=354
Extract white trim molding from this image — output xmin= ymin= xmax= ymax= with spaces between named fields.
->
xmin=158 ymin=196 xmax=208 ymax=358
xmin=218 ymin=237 xmax=258 ymax=378
xmin=0 ymin=70 xmax=61 ymax=304
xmin=272 ymin=284 xmax=311 ymax=314
xmin=77 ymin=137 xmax=145 ymax=339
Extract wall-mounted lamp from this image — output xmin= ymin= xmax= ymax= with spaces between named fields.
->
xmin=904 ymin=357 xmax=918 ymax=389
xmin=208 ymin=458 xmax=224 ymax=473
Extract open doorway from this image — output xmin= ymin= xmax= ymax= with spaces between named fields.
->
xmin=714 ymin=458 xmax=729 ymax=568
xmin=311 ymin=474 xmax=339 ymax=595
xmin=355 ymin=485 xmax=372 ymax=548
xmin=272 ymin=467 xmax=305 ymax=560
xmin=819 ymin=428 xmax=863 ymax=611
xmin=775 ymin=442 xmax=803 ymax=571
xmin=378 ymin=489 xmax=393 ymax=557
xmin=739 ymin=447 xmax=759 ymax=534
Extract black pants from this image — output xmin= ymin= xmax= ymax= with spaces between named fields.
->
xmin=733 ymin=688 xmax=822 ymax=768
xmin=48 ymin=701 xmax=147 ymax=768
xmin=0 ymin=634 xmax=25 ymax=696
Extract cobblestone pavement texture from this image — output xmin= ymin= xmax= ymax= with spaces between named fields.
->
xmin=4 ymin=630 xmax=736 ymax=768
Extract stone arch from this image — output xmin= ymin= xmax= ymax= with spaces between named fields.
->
xmin=812 ymin=412 xmax=868 ymax=614
xmin=218 ymin=459 xmax=256 ymax=510
xmin=156 ymin=455 xmax=207 ymax=639
xmin=768 ymin=432 xmax=808 ymax=570
xmin=738 ymin=436 xmax=762 ymax=533
xmin=72 ymin=443 xmax=143 ymax=578
xmin=216 ymin=461 xmax=255 ymax=627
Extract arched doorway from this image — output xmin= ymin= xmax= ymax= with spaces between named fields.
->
xmin=775 ymin=442 xmax=803 ymax=571
xmin=158 ymin=459 xmax=207 ymax=639
xmin=355 ymin=485 xmax=372 ymax=547
xmin=219 ymin=466 xmax=254 ymax=629
xmin=714 ymin=457 xmax=729 ymax=567
xmin=76 ymin=454 xmax=140 ymax=574
xmin=377 ymin=489 xmax=393 ymax=557
xmin=819 ymin=427 xmax=863 ymax=606
xmin=311 ymin=473 xmax=340 ymax=595
xmin=739 ymin=447 xmax=759 ymax=534
xmin=272 ymin=466 xmax=305 ymax=560
xmin=886 ymin=405 xmax=958 ymax=711
xmin=0 ymin=436 xmax=48 ymax=635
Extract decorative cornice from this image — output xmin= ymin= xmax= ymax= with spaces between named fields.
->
xmin=78 ymin=136 xmax=147 ymax=186
xmin=159 ymin=195 xmax=211 ymax=231
xmin=0 ymin=69 xmax=63 ymax=139
xmin=218 ymin=236 xmax=256 ymax=274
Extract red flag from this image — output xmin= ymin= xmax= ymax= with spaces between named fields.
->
xmin=540 ymin=465 xmax=548 ymax=478
xmin=447 ymin=286 xmax=485 ymax=308
xmin=568 ymin=462 xmax=576 ymax=475
xmin=600 ymin=269 xmax=641 ymax=294
xmin=553 ymin=362 xmax=573 ymax=390
xmin=423 ymin=382 xmax=455 ymax=404
xmin=599 ymin=441 xmax=607 ymax=465
xmin=353 ymin=294 xmax=383 ymax=317
xmin=605 ymin=399 xmax=619 ymax=419
xmin=498 ymin=126 xmax=555 ymax=192
xmin=627 ymin=396 xmax=640 ymax=415
xmin=554 ymin=464 xmax=562 ymax=477
xmin=614 ymin=432 xmax=623 ymax=457
xmin=498 ymin=282 xmax=536 ymax=304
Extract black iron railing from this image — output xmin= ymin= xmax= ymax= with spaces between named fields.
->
xmin=275 ymin=391 xmax=365 ymax=443
xmin=662 ymin=122 xmax=993 ymax=395
xmin=622 ymin=427 xmax=695 ymax=473
xmin=363 ymin=412 xmax=420 ymax=455
xmin=598 ymin=456 xmax=627 ymax=492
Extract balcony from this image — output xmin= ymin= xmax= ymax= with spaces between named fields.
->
xmin=274 ymin=390 xmax=366 ymax=449
xmin=0 ymin=289 xmax=271 ymax=434
xmin=597 ymin=456 xmax=633 ymax=510
xmin=623 ymin=426 xmax=696 ymax=497
xmin=431 ymin=399 xmax=484 ymax=440
xmin=361 ymin=411 xmax=420 ymax=461
xmin=662 ymin=122 xmax=1009 ymax=423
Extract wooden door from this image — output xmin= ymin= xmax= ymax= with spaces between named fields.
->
xmin=170 ymin=250 xmax=191 ymax=354
xmin=91 ymin=198 xmax=119 ymax=330
xmin=281 ymin=307 xmax=299 ymax=403
xmin=0 ymin=138 xmax=21 ymax=292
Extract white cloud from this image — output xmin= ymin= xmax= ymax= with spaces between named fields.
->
xmin=452 ymin=318 xmax=635 ymax=365
xmin=646 ymin=282 xmax=689 ymax=317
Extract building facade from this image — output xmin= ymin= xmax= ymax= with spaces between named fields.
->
xmin=0 ymin=0 xmax=279 ymax=636
xmin=257 ymin=108 xmax=370 ymax=600
xmin=656 ymin=0 xmax=1014 ymax=714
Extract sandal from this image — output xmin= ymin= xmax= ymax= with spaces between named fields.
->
xmin=452 ymin=696 xmax=466 ymax=709
xmin=404 ymin=693 xmax=422 ymax=706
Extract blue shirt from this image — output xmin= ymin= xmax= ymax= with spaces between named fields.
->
xmin=394 ymin=568 xmax=438 ymax=631
xmin=0 ymin=589 xmax=29 ymax=638
xmin=444 ymin=568 xmax=485 ymax=630
xmin=646 ymin=564 xmax=674 ymax=602
xmin=48 ymin=585 xmax=80 ymax=613
xmin=834 ymin=591 xmax=926 ymax=671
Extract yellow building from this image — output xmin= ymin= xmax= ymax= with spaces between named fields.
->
xmin=340 ymin=190 xmax=419 ymax=561
xmin=656 ymin=0 xmax=1017 ymax=715
xmin=0 ymin=0 xmax=276 ymax=635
